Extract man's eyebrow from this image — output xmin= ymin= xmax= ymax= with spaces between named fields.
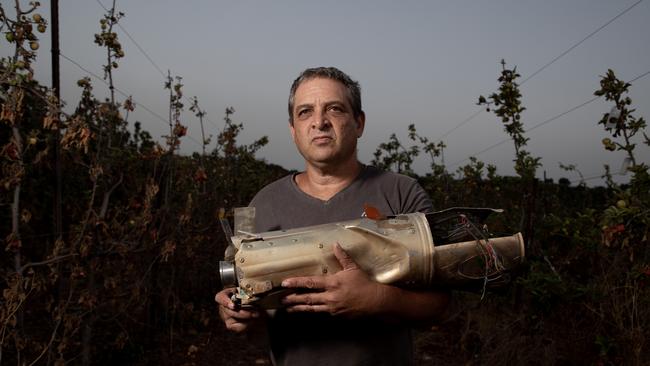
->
xmin=294 ymin=100 xmax=348 ymax=112
xmin=294 ymin=103 xmax=313 ymax=111
xmin=324 ymin=101 xmax=346 ymax=108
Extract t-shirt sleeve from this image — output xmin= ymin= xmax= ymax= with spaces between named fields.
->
xmin=400 ymin=178 xmax=434 ymax=214
xmin=248 ymin=182 xmax=280 ymax=232
xmin=248 ymin=175 xmax=297 ymax=232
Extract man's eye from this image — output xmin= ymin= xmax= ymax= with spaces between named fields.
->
xmin=328 ymin=106 xmax=344 ymax=113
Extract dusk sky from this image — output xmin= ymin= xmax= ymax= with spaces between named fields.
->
xmin=3 ymin=0 xmax=649 ymax=185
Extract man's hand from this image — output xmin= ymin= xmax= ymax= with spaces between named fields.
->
xmin=215 ymin=288 xmax=263 ymax=333
xmin=280 ymin=243 xmax=390 ymax=318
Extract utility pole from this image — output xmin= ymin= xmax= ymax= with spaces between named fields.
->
xmin=51 ymin=0 xmax=62 ymax=240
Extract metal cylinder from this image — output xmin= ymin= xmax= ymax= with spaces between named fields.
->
xmin=220 ymin=212 xmax=525 ymax=307
xmin=219 ymin=260 xmax=237 ymax=288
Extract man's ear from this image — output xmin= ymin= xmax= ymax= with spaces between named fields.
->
xmin=355 ymin=111 xmax=366 ymax=138
xmin=289 ymin=119 xmax=296 ymax=141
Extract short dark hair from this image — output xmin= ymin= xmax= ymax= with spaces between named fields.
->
xmin=288 ymin=67 xmax=362 ymax=125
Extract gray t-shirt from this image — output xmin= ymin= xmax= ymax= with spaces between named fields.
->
xmin=250 ymin=165 xmax=433 ymax=366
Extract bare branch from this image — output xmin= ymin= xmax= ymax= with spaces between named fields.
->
xmin=20 ymin=253 xmax=78 ymax=273
xmin=99 ymin=173 xmax=123 ymax=219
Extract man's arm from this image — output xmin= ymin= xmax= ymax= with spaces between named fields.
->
xmin=281 ymin=243 xmax=450 ymax=323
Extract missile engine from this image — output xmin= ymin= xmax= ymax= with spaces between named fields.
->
xmin=219 ymin=207 xmax=525 ymax=308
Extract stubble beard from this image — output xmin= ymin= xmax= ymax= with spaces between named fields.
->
xmin=299 ymin=139 xmax=358 ymax=171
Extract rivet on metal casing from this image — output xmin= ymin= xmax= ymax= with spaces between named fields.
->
xmin=410 ymin=229 xmax=416 ymax=234
xmin=318 ymin=243 xmax=324 ymax=249
xmin=322 ymin=267 xmax=328 ymax=274
xmin=292 ymin=239 xmax=298 ymax=243
xmin=239 ymin=258 xmax=245 ymax=263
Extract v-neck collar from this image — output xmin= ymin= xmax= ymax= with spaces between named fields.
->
xmin=290 ymin=164 xmax=367 ymax=205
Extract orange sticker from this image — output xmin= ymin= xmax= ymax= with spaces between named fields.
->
xmin=363 ymin=203 xmax=386 ymax=220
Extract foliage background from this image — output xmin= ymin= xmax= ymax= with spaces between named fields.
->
xmin=1 ymin=2 xmax=648 ymax=365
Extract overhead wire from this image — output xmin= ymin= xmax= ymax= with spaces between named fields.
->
xmin=93 ymin=0 xmax=165 ymax=78
xmin=87 ymin=0 xmax=646 ymax=165
xmin=520 ymin=0 xmax=644 ymax=85
xmin=59 ymin=51 xmax=204 ymax=148
xmin=448 ymin=96 xmax=603 ymax=168
xmin=448 ymin=69 xmax=650 ymax=169
xmin=436 ymin=109 xmax=483 ymax=141
xmin=434 ymin=0 xmax=644 ymax=142
xmin=93 ymin=0 xmax=223 ymax=132
xmin=569 ymin=172 xmax=625 ymax=185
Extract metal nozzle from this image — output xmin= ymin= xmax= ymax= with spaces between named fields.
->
xmin=219 ymin=260 xmax=237 ymax=287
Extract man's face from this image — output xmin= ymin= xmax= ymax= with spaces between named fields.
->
xmin=289 ymin=77 xmax=365 ymax=168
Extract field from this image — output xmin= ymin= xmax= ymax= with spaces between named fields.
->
xmin=1 ymin=2 xmax=649 ymax=365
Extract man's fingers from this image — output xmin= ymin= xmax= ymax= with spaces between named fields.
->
xmin=333 ymin=242 xmax=359 ymax=270
xmin=282 ymin=292 xmax=325 ymax=306
xmin=282 ymin=276 xmax=325 ymax=289
xmin=225 ymin=318 xmax=249 ymax=333
xmin=285 ymin=304 xmax=330 ymax=313
xmin=215 ymin=289 xmax=235 ymax=309
xmin=221 ymin=307 xmax=259 ymax=320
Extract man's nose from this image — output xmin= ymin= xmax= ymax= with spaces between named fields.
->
xmin=312 ymin=111 xmax=331 ymax=130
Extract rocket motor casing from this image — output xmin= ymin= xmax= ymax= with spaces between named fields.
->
xmin=220 ymin=212 xmax=525 ymax=308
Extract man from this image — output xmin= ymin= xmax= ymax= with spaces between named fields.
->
xmin=215 ymin=67 xmax=450 ymax=365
